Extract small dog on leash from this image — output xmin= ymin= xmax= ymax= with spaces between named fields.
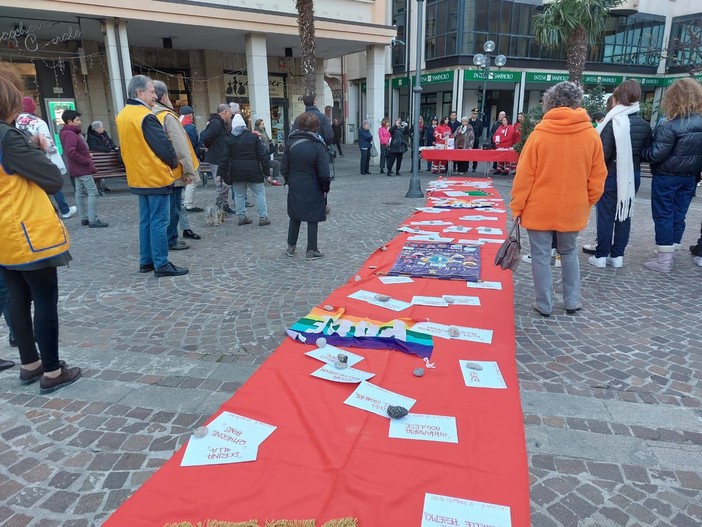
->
xmin=205 ymin=204 xmax=226 ymax=226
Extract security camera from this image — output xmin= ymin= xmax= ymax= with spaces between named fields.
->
xmin=391 ymin=37 xmax=406 ymax=47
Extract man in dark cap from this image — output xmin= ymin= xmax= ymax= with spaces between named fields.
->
xmin=468 ymin=108 xmax=484 ymax=173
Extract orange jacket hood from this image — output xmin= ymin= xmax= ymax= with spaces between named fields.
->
xmin=535 ymin=107 xmax=593 ymax=135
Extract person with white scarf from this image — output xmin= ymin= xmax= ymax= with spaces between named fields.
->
xmin=588 ymin=80 xmax=651 ymax=269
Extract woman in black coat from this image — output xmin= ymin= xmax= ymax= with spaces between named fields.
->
xmin=281 ymin=112 xmax=331 ymax=260
xmin=386 ymin=118 xmax=409 ymax=176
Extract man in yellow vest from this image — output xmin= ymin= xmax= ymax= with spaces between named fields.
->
xmin=152 ymin=80 xmax=201 ymax=250
xmin=115 ymin=75 xmax=186 ymax=277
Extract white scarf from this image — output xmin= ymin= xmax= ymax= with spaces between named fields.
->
xmin=597 ymin=103 xmax=640 ymax=221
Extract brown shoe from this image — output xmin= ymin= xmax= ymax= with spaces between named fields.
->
xmin=259 ymin=217 xmax=271 ymax=226
xmin=238 ymin=217 xmax=253 ymax=226
xmin=39 ymin=366 xmax=81 ymax=394
xmin=19 ymin=360 xmax=66 ymax=385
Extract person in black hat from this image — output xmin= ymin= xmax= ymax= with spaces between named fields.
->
xmin=468 ymin=108 xmax=484 ymax=173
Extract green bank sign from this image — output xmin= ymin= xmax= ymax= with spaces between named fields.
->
xmin=526 ymin=72 xmax=569 ymax=83
xmin=465 ymin=70 xmax=520 ymax=82
xmin=391 ymin=70 xmax=455 ymax=88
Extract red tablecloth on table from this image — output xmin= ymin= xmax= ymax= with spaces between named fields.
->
xmin=104 ymin=178 xmax=529 ymax=527
xmin=421 ymin=148 xmax=519 ymax=163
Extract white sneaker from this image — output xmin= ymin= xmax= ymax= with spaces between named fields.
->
xmin=694 ymin=256 xmax=702 ymax=267
xmin=607 ymin=256 xmax=623 ymax=268
xmin=521 ymin=253 xmax=532 ymax=264
xmin=61 ymin=205 xmax=77 ymax=219
xmin=553 ymin=254 xmax=561 ymax=268
xmin=588 ymin=255 xmax=606 ymax=268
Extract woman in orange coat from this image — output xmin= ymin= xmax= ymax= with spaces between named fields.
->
xmin=511 ymin=81 xmax=607 ymax=317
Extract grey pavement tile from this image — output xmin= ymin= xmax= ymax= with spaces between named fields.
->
xmin=522 ymin=391 xmax=610 ymax=420
xmin=605 ymin=399 xmax=702 ymax=432
xmin=648 ymin=443 xmax=702 ymax=472
xmin=117 ymin=386 xmax=211 ymax=414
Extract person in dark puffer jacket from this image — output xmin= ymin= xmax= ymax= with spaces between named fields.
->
xmin=641 ymin=78 xmax=702 ymax=273
xmin=218 ymin=114 xmax=271 ymax=226
xmin=588 ymin=80 xmax=652 ymax=269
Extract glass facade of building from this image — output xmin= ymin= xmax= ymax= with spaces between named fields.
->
xmin=667 ymin=14 xmax=702 ymax=73
xmin=418 ymin=0 xmax=666 ymax=69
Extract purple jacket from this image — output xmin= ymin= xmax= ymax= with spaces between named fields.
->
xmin=59 ymin=124 xmax=96 ymax=177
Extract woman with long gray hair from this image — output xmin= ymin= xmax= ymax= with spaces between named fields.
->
xmin=510 ymin=81 xmax=607 ymax=317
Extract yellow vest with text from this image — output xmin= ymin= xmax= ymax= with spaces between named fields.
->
xmin=154 ymin=110 xmax=200 ymax=180
xmin=115 ymin=102 xmax=176 ymax=190
xmin=0 ymin=156 xmax=70 ymax=267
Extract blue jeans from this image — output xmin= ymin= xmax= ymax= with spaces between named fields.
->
xmin=595 ymin=171 xmax=640 ymax=258
xmin=138 ymin=193 xmax=171 ymax=269
xmin=0 ymin=273 xmax=14 ymax=342
xmin=232 ymin=182 xmax=267 ymax=218
xmin=527 ymin=230 xmax=580 ymax=314
xmin=53 ymin=190 xmax=70 ymax=215
xmin=167 ymin=186 xmax=184 ymax=247
xmin=651 ymin=175 xmax=696 ymax=246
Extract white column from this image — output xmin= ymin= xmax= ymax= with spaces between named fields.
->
xmin=246 ymin=33 xmax=271 ymax=132
xmin=117 ymin=20 xmax=132 ymax=87
xmin=103 ymin=19 xmax=125 ymax=113
xmin=315 ymin=58 xmax=326 ymax=110
xmin=366 ymin=44 xmax=385 ymax=154
xmin=517 ymin=71 xmax=527 ymax=114
xmin=454 ymin=68 xmax=464 ymax=117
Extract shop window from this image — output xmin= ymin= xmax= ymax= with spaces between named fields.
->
xmin=133 ymin=66 xmax=191 ymax=110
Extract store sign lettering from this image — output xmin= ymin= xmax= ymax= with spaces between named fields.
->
xmin=526 ymin=72 xmax=570 ymax=83
xmin=582 ymin=74 xmax=623 ymax=85
xmin=0 ymin=22 xmax=81 ymax=52
xmin=465 ymin=70 xmax=519 ymax=82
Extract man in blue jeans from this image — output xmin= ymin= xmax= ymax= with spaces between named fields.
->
xmin=116 ymin=75 xmax=186 ymax=277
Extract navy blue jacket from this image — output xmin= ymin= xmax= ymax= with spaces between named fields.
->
xmin=641 ymin=113 xmax=702 ymax=177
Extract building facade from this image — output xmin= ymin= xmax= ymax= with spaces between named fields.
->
xmin=0 ymin=0 xmax=394 ymax=151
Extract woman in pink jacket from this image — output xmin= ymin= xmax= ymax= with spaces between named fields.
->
xmin=378 ymin=119 xmax=391 ymax=174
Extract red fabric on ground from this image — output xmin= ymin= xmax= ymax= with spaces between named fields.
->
xmin=104 ymin=178 xmax=529 ymax=527
xmin=422 ymin=148 xmax=519 ymax=163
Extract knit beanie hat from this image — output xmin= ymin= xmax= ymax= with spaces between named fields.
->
xmin=22 ymin=97 xmax=37 ymax=114
xmin=179 ymin=105 xmax=194 ymax=116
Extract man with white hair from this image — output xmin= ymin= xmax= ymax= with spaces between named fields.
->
xmin=115 ymin=75 xmax=187 ymax=277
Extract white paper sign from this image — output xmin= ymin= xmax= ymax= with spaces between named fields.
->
xmin=443 ymin=295 xmax=481 ymax=306
xmin=477 ymin=227 xmax=504 ymax=235
xmin=459 ymin=215 xmax=499 ymax=221
xmin=388 ymin=413 xmax=458 ymax=443
xmin=459 ymin=360 xmax=507 ymax=389
xmin=181 ymin=412 xmax=276 ymax=467
xmin=399 ymin=226 xmax=437 ymax=235
xmin=422 ymin=493 xmax=512 ymax=527
xmin=311 ymin=363 xmax=375 ymax=383
xmin=411 ymin=220 xmax=453 ymax=226
xmin=305 ymin=345 xmax=364 ymax=367
xmin=411 ymin=295 xmax=450 ymax=307
xmin=479 ymin=207 xmax=506 ymax=213
xmin=443 ymin=226 xmax=472 ymax=233
xmin=478 ymin=238 xmax=505 ymax=244
xmin=415 ymin=207 xmax=449 ymax=214
xmin=408 ymin=235 xmax=455 ymax=242
xmin=467 ymin=280 xmax=503 ymax=290
xmin=348 ymin=290 xmax=412 ymax=311
xmin=378 ymin=275 xmax=415 ymax=285
xmin=344 ymin=381 xmax=416 ymax=418
xmin=411 ymin=321 xmax=493 ymax=344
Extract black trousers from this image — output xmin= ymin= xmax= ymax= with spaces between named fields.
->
xmin=360 ymin=148 xmax=371 ymax=174
xmin=1 ymin=267 xmax=61 ymax=371
xmin=386 ymin=152 xmax=404 ymax=174
xmin=334 ymin=141 xmax=343 ymax=156
xmin=287 ymin=219 xmax=319 ymax=251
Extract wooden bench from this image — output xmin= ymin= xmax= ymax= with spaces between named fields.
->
xmin=91 ymin=151 xmax=126 ymax=192
xmin=199 ymin=162 xmax=214 ymax=186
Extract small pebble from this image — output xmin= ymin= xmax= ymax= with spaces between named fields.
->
xmin=354 ymin=275 xmax=361 ymax=282
xmin=375 ymin=294 xmax=391 ymax=302
xmin=323 ymin=304 xmax=334 ymax=311
xmin=444 ymin=296 xmax=455 ymax=304
xmin=337 ymin=353 xmax=348 ymax=364
xmin=369 ymin=265 xmax=377 ymax=270
xmin=381 ymin=246 xmax=388 ymax=252
xmin=316 ymin=337 xmax=327 ymax=348
xmin=387 ymin=405 xmax=409 ymax=419
xmin=464 ymin=362 xmax=483 ymax=371
xmin=413 ymin=367 xmax=425 ymax=377
xmin=448 ymin=326 xmax=461 ymax=337
xmin=193 ymin=426 xmax=208 ymax=438
xmin=333 ymin=360 xmax=348 ymax=370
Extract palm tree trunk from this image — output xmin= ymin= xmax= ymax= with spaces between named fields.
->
xmin=567 ymin=25 xmax=588 ymax=86
xmin=296 ymin=0 xmax=317 ymax=98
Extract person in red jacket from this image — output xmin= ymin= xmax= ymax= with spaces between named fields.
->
xmin=59 ymin=110 xmax=108 ymax=228
xmin=492 ymin=115 xmax=516 ymax=175
xmin=432 ymin=116 xmax=452 ymax=173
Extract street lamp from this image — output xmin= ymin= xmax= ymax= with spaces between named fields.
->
xmin=406 ymin=0 xmax=424 ymax=199
xmin=473 ymin=40 xmax=507 ymax=135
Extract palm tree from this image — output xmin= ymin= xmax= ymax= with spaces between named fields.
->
xmin=533 ymin=0 xmax=623 ymax=85
xmin=296 ymin=0 xmax=317 ymax=98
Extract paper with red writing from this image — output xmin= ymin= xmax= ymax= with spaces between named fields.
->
xmin=442 ymin=295 xmax=481 ymax=306
xmin=311 ymin=363 xmax=375 ymax=383
xmin=421 ymin=493 xmax=512 ymax=527
xmin=466 ymin=280 xmax=502 ymax=290
xmin=348 ymin=290 xmax=412 ymax=311
xmin=378 ymin=276 xmax=415 ymax=285
xmin=459 ymin=360 xmax=507 ymax=389
xmin=180 ymin=412 xmax=276 ymax=467
xmin=459 ymin=214 xmax=498 ymax=221
xmin=388 ymin=413 xmax=458 ymax=444
xmin=344 ymin=381 xmax=416 ymax=418
xmin=305 ymin=344 xmax=365 ymax=368
xmin=411 ymin=321 xmax=493 ymax=344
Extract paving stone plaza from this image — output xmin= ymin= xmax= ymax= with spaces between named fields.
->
xmin=0 ymin=151 xmax=700 ymax=526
